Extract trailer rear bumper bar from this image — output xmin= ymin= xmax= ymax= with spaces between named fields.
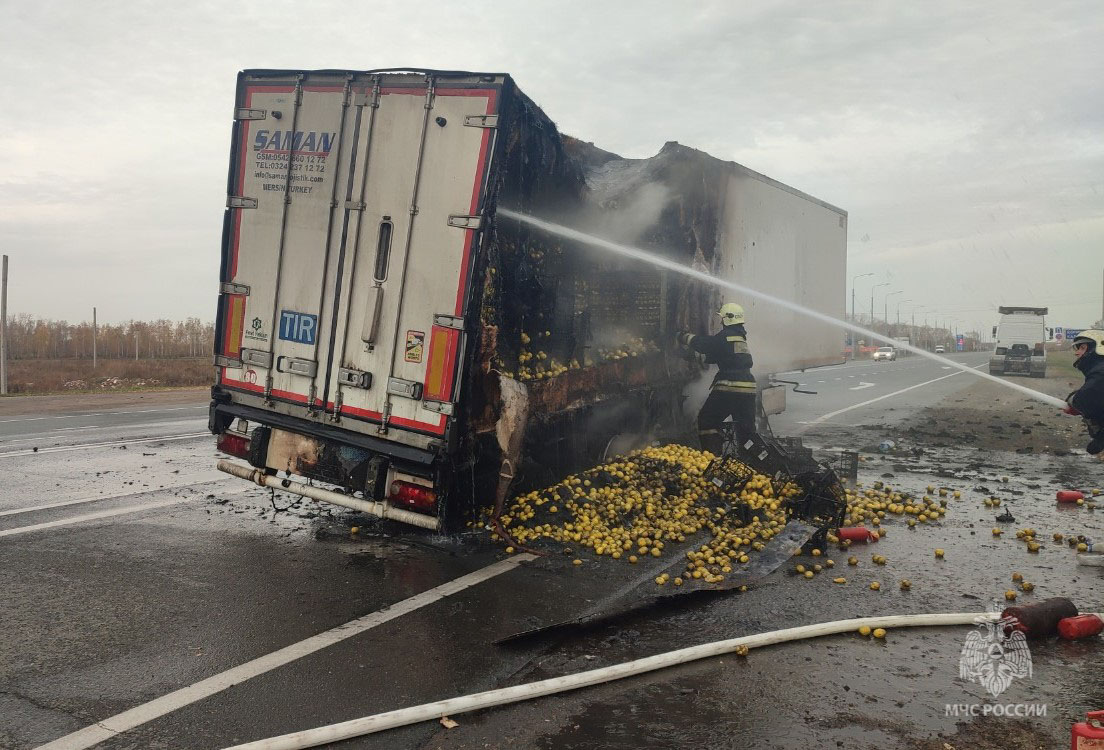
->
xmin=216 ymin=459 xmax=440 ymax=531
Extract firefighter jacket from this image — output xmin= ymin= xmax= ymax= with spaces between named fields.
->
xmin=684 ymin=324 xmax=756 ymax=394
xmin=1071 ymin=352 xmax=1104 ymax=452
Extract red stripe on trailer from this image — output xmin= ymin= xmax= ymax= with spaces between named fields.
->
xmin=455 ymin=90 xmax=496 ymax=316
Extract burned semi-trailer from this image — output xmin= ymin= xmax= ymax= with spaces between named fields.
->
xmin=209 ymin=69 xmax=847 ymax=531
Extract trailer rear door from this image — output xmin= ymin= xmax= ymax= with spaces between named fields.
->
xmin=216 ymin=72 xmax=498 ymax=445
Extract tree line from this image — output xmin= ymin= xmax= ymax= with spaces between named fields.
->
xmin=2 ymin=315 xmax=214 ymax=360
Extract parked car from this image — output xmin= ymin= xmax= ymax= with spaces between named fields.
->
xmin=873 ymin=346 xmax=897 ymax=361
xmin=934 ymin=345 xmax=946 ymax=354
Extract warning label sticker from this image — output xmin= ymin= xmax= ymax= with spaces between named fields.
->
xmin=405 ymin=330 xmax=425 ymax=363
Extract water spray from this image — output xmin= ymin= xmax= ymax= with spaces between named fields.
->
xmin=497 ymin=209 xmax=1067 ymax=410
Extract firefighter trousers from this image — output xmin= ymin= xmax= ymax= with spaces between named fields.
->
xmin=697 ymin=388 xmax=757 ymax=455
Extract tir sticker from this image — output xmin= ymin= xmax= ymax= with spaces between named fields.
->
xmin=405 ymin=330 xmax=425 ymax=363
xmin=279 ymin=310 xmax=317 ymax=345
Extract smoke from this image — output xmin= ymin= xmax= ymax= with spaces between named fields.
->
xmin=682 ymin=367 xmax=713 ymax=422
xmin=593 ymin=181 xmax=671 ymax=244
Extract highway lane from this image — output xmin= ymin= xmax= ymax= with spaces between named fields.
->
xmin=769 ymin=351 xmax=992 ymax=435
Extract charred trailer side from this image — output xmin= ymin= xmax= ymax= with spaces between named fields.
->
xmin=209 ymin=69 xmax=700 ymax=530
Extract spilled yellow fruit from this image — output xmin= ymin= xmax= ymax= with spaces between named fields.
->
xmin=934 ymin=549 xmax=945 ymax=558
xmin=900 ymin=579 xmax=911 ymax=590
xmin=872 ymin=628 xmax=886 ymax=639
xmin=858 ymin=625 xmax=872 ymax=636
xmin=833 ymin=577 xmax=846 ymax=584
xmin=870 ymin=582 xmax=881 ymax=591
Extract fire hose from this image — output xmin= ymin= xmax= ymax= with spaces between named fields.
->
xmin=220 ymin=610 xmax=1094 ymax=750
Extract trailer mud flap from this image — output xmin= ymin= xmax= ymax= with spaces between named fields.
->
xmin=498 ymin=519 xmax=817 ymax=643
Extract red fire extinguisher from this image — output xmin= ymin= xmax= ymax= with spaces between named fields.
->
xmin=837 ymin=526 xmax=877 ymax=543
xmin=1071 ymin=710 xmax=1104 ymax=748
xmin=1058 ymin=614 xmax=1104 ymax=640
xmin=1058 ymin=490 xmax=1085 ymax=503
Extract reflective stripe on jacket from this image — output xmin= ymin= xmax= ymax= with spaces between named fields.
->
xmin=685 ymin=324 xmax=755 ymax=392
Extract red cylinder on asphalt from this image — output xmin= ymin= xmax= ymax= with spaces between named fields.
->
xmin=1002 ymin=597 xmax=1079 ymax=639
xmin=837 ymin=526 xmax=876 ymax=543
xmin=1057 ymin=490 xmax=1085 ymax=503
xmin=1071 ymin=710 xmax=1104 ymax=748
xmin=1058 ymin=614 xmax=1104 ymax=640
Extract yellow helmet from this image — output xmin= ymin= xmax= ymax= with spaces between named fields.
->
xmin=718 ymin=302 xmax=745 ymax=325
xmin=1072 ymin=329 xmax=1104 ymax=352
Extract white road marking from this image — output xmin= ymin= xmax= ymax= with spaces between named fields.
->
xmin=0 ymin=476 xmax=229 ymax=517
xmin=0 ymin=432 xmax=209 ymax=458
xmin=849 ymin=382 xmax=876 ymax=391
xmin=0 ymin=405 xmax=206 ymax=424
xmin=34 ymin=554 xmax=537 ymax=750
xmin=1 ymin=498 xmax=190 ymax=537
xmin=0 ymin=426 xmax=101 ymax=445
xmin=801 ymin=363 xmax=986 ymax=429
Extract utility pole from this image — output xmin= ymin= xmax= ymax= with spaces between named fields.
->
xmin=92 ymin=307 xmax=97 ymax=370
xmin=851 ymin=272 xmax=873 ymax=360
xmin=1 ymin=255 xmax=7 ymax=395
xmin=871 ymin=282 xmax=888 ymax=345
xmin=135 ymin=331 xmax=139 ymax=360
xmin=885 ymin=291 xmax=903 ymax=334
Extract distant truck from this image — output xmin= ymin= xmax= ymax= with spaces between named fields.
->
xmin=208 ymin=68 xmax=847 ymax=530
xmin=990 ymin=306 xmax=1048 ymax=378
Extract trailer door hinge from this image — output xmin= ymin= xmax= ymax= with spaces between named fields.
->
xmin=447 ymin=215 xmax=482 ymax=230
xmin=464 ymin=114 xmax=498 ymax=129
xmin=227 ymin=196 xmax=258 ymax=209
xmin=387 ymin=377 xmax=423 ymax=400
xmin=433 ymin=314 xmax=464 ymax=330
xmin=220 ymin=281 xmax=250 ymax=296
xmin=241 ymin=348 xmax=273 ymax=369
xmin=337 ymin=368 xmax=373 ymax=389
xmin=214 ymin=354 xmax=241 ymax=368
xmin=235 ymin=108 xmax=267 ymax=121
xmin=422 ymin=400 xmax=455 ymax=416
xmin=344 ymin=200 xmax=366 ymax=211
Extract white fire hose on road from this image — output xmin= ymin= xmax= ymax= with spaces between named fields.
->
xmin=223 ymin=611 xmax=1018 ymax=750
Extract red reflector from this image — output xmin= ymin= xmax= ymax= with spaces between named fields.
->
xmin=389 ymin=480 xmax=437 ymax=512
xmin=217 ymin=432 xmax=250 ymax=459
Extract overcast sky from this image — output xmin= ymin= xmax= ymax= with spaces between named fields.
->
xmin=2 ymin=0 xmax=1102 ymax=336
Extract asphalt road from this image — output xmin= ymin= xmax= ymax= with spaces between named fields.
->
xmin=2 ymin=358 xmax=1099 ymax=750
xmin=771 ymin=351 xmax=991 ymax=434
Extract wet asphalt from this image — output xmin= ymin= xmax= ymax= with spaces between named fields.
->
xmin=2 ymin=359 xmax=1103 ymax=750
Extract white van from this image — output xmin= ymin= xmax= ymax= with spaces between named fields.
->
xmin=990 ymin=306 xmax=1048 ymax=378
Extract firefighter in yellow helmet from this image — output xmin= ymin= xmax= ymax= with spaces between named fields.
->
xmin=677 ymin=302 xmax=756 ymax=455
xmin=1064 ymin=329 xmax=1104 ymax=457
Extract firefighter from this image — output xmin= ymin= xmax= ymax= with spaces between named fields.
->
xmin=1064 ymin=329 xmax=1104 ymax=458
xmin=677 ymin=302 xmax=757 ymax=455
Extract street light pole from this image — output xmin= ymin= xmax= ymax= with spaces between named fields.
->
xmin=871 ymin=281 xmax=889 ymax=329
xmin=851 ymin=272 xmax=873 ymax=360
xmin=885 ymin=291 xmax=903 ymax=334
xmin=897 ymin=299 xmax=910 ymax=326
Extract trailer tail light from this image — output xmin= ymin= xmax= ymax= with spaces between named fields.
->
xmin=216 ymin=431 xmax=251 ymax=459
xmin=389 ymin=480 xmax=437 ymax=513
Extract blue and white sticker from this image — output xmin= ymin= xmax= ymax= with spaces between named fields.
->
xmin=279 ymin=310 xmax=317 ymax=345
